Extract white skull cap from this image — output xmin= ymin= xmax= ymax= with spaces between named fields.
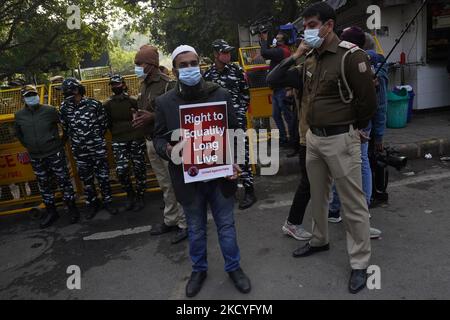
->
xmin=171 ymin=45 xmax=198 ymax=62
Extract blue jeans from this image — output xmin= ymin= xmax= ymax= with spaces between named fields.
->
xmin=329 ymin=140 xmax=373 ymax=212
xmin=272 ymin=88 xmax=294 ymax=142
xmin=182 ymin=180 xmax=241 ymax=273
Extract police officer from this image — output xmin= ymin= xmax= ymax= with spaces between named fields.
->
xmin=104 ymin=75 xmax=147 ymax=212
xmin=59 ymin=78 xmax=118 ymax=219
xmin=133 ymin=45 xmax=188 ymax=244
xmin=291 ymin=2 xmax=377 ymax=294
xmin=15 ymin=85 xmax=80 ymax=228
xmin=204 ymin=39 xmax=257 ymax=209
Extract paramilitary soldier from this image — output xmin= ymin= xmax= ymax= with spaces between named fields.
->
xmin=203 ymin=39 xmax=257 ymax=210
xmin=15 ymin=85 xmax=80 ymax=228
xmin=290 ymin=2 xmax=377 ymax=294
xmin=104 ymin=74 xmax=147 ymax=212
xmin=59 ymin=78 xmax=118 ymax=219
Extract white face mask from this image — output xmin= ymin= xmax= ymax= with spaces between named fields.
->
xmin=24 ymin=95 xmax=40 ymax=106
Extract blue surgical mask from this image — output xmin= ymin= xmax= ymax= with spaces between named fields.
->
xmin=178 ymin=67 xmax=202 ymax=87
xmin=304 ymin=28 xmax=324 ymax=48
xmin=135 ymin=66 xmax=147 ymax=79
xmin=24 ymin=95 xmax=40 ymax=106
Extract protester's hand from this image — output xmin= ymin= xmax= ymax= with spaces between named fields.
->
xmin=292 ymin=41 xmax=310 ymax=60
xmin=226 ymin=164 xmax=242 ymax=181
xmin=259 ymin=32 xmax=269 ymax=41
xmin=131 ymin=108 xmax=154 ymax=129
xmin=375 ymin=141 xmax=384 ymax=153
xmin=358 ymin=130 xmax=371 ymax=144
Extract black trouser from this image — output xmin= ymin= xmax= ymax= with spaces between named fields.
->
xmin=291 ymin=102 xmax=300 ymax=150
xmin=287 ymin=145 xmax=310 ymax=225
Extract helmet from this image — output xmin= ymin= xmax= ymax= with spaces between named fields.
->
xmin=109 ymin=74 xmax=125 ymax=85
xmin=62 ymin=77 xmax=85 ymax=98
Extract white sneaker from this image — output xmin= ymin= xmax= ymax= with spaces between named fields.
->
xmin=282 ymin=221 xmax=312 ymax=241
xmin=370 ymin=227 xmax=382 ymax=239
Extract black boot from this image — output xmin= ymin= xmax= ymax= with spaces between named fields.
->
xmin=67 ymin=200 xmax=80 ymax=224
xmin=124 ymin=191 xmax=135 ymax=211
xmin=85 ymin=200 xmax=100 ymax=220
xmin=40 ymin=204 xmax=59 ymax=229
xmin=104 ymin=202 xmax=119 ymax=216
xmin=239 ymin=186 xmax=257 ymax=210
xmin=133 ymin=195 xmax=145 ymax=212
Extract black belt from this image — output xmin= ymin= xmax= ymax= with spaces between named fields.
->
xmin=310 ymin=125 xmax=352 ymax=137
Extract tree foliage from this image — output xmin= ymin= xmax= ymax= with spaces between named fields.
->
xmin=132 ymin=0 xmax=313 ymax=57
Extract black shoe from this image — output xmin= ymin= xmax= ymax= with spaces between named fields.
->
xmin=67 ymin=200 xmax=80 ymax=224
xmin=104 ymin=202 xmax=119 ymax=216
xmin=150 ymin=223 xmax=177 ymax=236
xmin=124 ymin=192 xmax=135 ymax=211
xmin=171 ymin=227 xmax=188 ymax=244
xmin=228 ymin=268 xmax=251 ymax=294
xmin=186 ymin=271 xmax=207 ymax=298
xmin=239 ymin=188 xmax=257 ymax=210
xmin=40 ymin=205 xmax=59 ymax=229
xmin=287 ymin=147 xmax=300 ymax=158
xmin=293 ymin=243 xmax=330 ymax=258
xmin=85 ymin=200 xmax=100 ymax=220
xmin=349 ymin=269 xmax=368 ymax=294
xmin=328 ymin=210 xmax=342 ymax=223
xmin=133 ymin=197 xmax=145 ymax=212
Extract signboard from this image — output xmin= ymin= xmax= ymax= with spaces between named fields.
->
xmin=0 ymin=146 xmax=36 ymax=184
xmin=179 ymin=101 xmax=233 ymax=184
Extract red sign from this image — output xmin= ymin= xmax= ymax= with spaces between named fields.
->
xmin=179 ymin=101 xmax=233 ymax=184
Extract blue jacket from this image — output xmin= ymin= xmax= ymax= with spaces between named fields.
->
xmin=367 ymin=50 xmax=389 ymax=143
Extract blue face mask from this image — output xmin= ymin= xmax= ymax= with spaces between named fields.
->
xmin=178 ymin=67 xmax=202 ymax=87
xmin=135 ymin=66 xmax=147 ymax=79
xmin=304 ymin=28 xmax=325 ymax=48
xmin=24 ymin=95 xmax=40 ymax=106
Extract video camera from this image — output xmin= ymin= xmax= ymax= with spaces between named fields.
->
xmin=375 ymin=148 xmax=408 ymax=171
xmin=249 ymin=16 xmax=274 ymax=36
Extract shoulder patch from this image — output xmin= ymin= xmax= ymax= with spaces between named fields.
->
xmin=358 ymin=62 xmax=368 ymax=73
xmin=339 ymin=41 xmax=357 ymax=50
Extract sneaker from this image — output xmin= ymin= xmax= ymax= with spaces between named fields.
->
xmin=370 ymin=227 xmax=382 ymax=239
xmin=282 ymin=221 xmax=312 ymax=241
xmin=328 ymin=210 xmax=342 ymax=223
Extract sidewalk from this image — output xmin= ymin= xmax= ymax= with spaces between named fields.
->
xmin=275 ymin=109 xmax=450 ymax=175
xmin=384 ymin=109 xmax=450 ymax=160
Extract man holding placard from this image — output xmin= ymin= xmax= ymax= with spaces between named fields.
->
xmin=153 ymin=45 xmax=251 ymax=298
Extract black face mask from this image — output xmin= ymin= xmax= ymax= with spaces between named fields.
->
xmin=112 ymin=87 xmax=124 ymax=95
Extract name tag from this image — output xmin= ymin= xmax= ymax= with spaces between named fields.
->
xmin=306 ymin=71 xmax=313 ymax=78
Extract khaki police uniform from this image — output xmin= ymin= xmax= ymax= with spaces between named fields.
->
xmin=138 ymin=71 xmax=187 ymax=229
xmin=301 ymin=34 xmax=377 ymax=269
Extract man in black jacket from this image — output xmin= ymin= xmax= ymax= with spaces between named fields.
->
xmin=15 ymin=85 xmax=80 ymax=228
xmin=153 ymin=45 xmax=251 ymax=298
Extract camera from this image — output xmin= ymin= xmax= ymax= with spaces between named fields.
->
xmin=376 ymin=148 xmax=408 ymax=171
xmin=249 ymin=16 xmax=274 ymax=36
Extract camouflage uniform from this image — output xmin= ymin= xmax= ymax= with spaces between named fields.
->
xmin=204 ymin=63 xmax=253 ymax=189
xmin=29 ymin=149 xmax=75 ymax=207
xmin=60 ymin=96 xmax=113 ymax=206
xmin=104 ymin=86 xmax=147 ymax=199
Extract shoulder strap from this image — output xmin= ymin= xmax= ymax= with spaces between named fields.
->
xmin=338 ymin=45 xmax=367 ymax=104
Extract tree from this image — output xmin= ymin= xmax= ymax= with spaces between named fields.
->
xmin=0 ymin=0 xmax=134 ymax=81
xmin=130 ymin=0 xmax=313 ymax=57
